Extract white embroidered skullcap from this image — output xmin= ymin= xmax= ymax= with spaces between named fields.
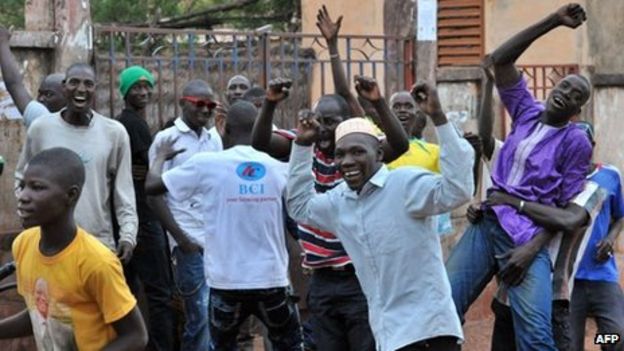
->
xmin=335 ymin=117 xmax=379 ymax=143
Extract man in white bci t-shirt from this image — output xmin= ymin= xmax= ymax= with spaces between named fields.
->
xmin=146 ymin=100 xmax=303 ymax=351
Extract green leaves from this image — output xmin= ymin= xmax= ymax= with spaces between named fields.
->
xmin=0 ymin=0 xmax=25 ymax=29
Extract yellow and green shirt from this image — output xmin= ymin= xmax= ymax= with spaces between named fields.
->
xmin=388 ymin=138 xmax=440 ymax=172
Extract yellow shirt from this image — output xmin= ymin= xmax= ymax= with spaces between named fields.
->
xmin=388 ymin=138 xmax=440 ymax=172
xmin=12 ymin=227 xmax=136 ymax=351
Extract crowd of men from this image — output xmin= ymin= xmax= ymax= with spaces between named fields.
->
xmin=0 ymin=3 xmax=621 ymax=351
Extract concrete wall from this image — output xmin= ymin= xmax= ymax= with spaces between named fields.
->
xmin=584 ymin=0 xmax=624 ymax=74
xmin=484 ymin=0 xmax=590 ymax=66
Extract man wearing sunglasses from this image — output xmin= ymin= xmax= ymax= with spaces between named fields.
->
xmin=148 ymin=79 xmax=222 ymax=350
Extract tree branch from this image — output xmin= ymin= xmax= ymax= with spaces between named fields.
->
xmin=157 ymin=0 xmax=260 ymax=26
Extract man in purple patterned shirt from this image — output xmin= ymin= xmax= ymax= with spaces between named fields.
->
xmin=445 ymin=4 xmax=593 ymax=350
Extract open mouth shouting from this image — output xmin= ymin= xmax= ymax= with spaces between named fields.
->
xmin=73 ymin=95 xmax=89 ymax=109
xmin=551 ymin=94 xmax=568 ymax=111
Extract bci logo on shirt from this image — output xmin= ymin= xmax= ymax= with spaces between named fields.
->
xmin=236 ymin=162 xmax=266 ymax=181
xmin=236 ymin=162 xmax=267 ymax=195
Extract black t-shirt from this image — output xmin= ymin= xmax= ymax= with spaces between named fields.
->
xmin=117 ymin=108 xmax=156 ymax=223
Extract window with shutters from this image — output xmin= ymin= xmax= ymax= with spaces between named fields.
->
xmin=437 ymin=0 xmax=484 ymax=66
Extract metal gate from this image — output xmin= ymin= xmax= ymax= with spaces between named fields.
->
xmin=93 ymin=25 xmax=416 ymax=130
xmin=501 ymin=64 xmax=579 ymax=136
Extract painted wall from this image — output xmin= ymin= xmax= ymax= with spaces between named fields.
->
xmin=484 ymin=0 xmax=590 ymax=66
xmin=301 ymin=0 xmax=387 ymax=103
xmin=584 ymin=0 xmax=624 ymax=74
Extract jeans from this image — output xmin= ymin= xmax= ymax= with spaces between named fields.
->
xmin=174 ymin=247 xmax=210 ymax=351
xmin=445 ymin=213 xmax=557 ymax=351
xmin=490 ymin=298 xmax=571 ymax=351
xmin=306 ymin=268 xmax=375 ymax=351
xmin=397 ymin=336 xmax=461 ymax=351
xmin=209 ymin=287 xmax=303 ymax=351
xmin=570 ymin=280 xmax=624 ymax=351
xmin=124 ymin=221 xmax=175 ymax=351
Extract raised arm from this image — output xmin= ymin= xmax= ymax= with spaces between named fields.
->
xmin=354 ymin=76 xmax=408 ymax=162
xmin=316 ymin=6 xmax=364 ymax=117
xmin=286 ymin=111 xmax=335 ymax=233
xmin=251 ymin=78 xmax=293 ymax=160
xmin=403 ymin=82 xmax=475 ymax=216
xmin=0 ymin=27 xmax=33 ymax=113
xmin=478 ymin=64 xmax=496 ymax=160
xmin=487 ymin=3 xmax=586 ymax=88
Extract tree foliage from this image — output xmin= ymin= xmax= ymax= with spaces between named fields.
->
xmin=0 ymin=0 xmax=299 ymax=31
xmin=91 ymin=0 xmax=182 ymax=25
xmin=0 ymin=0 xmax=25 ymax=29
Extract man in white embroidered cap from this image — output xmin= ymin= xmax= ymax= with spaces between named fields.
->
xmin=286 ymin=82 xmax=475 ymax=351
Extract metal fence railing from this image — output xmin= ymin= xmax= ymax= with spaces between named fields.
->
xmin=92 ymin=25 xmax=416 ymax=130
xmin=501 ymin=64 xmax=579 ymax=136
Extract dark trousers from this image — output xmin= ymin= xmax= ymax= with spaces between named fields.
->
xmin=490 ymin=298 xmax=571 ymax=351
xmin=397 ymin=336 xmax=461 ymax=351
xmin=209 ymin=287 xmax=303 ymax=351
xmin=124 ymin=221 xmax=175 ymax=351
xmin=570 ymin=280 xmax=624 ymax=351
xmin=306 ymin=267 xmax=375 ymax=351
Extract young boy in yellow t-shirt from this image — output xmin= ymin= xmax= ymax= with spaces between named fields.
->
xmin=0 ymin=147 xmax=147 ymax=351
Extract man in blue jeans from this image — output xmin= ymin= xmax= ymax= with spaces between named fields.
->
xmin=148 ymin=79 xmax=222 ymax=350
xmin=445 ymin=4 xmax=593 ymax=350
xmin=147 ymin=101 xmax=303 ymax=350
xmin=478 ymin=122 xmax=624 ymax=351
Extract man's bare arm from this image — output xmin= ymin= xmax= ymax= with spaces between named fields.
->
xmin=488 ymin=4 xmax=586 ymax=88
xmin=487 ymin=190 xmax=589 ymax=233
xmin=355 ymin=76 xmax=408 ymax=162
xmin=251 ymin=78 xmax=293 ymax=160
xmin=102 ymin=307 xmax=147 ymax=351
xmin=478 ymin=64 xmax=496 ymax=160
xmin=0 ymin=27 xmax=33 ymax=113
xmin=316 ymin=6 xmax=365 ymax=117
xmin=0 ymin=309 xmax=33 ymax=339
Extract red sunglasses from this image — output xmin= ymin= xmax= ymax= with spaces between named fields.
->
xmin=181 ymin=96 xmax=217 ymax=109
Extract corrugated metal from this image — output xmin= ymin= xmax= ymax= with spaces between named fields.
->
xmin=437 ymin=0 xmax=484 ymax=66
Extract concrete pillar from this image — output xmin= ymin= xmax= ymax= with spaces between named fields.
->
xmin=24 ymin=0 xmax=55 ymax=31
xmin=414 ymin=0 xmax=437 ymax=84
xmin=383 ymin=0 xmax=415 ymax=94
xmin=53 ymin=0 xmax=93 ymax=72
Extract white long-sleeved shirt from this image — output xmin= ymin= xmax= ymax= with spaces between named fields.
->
xmin=16 ymin=110 xmax=138 ymax=249
xmin=286 ymin=123 xmax=474 ymax=351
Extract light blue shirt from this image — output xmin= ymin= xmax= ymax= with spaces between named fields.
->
xmin=286 ymin=123 xmax=474 ymax=351
xmin=23 ymin=100 xmax=50 ymax=128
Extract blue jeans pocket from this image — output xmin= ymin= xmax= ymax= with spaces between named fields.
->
xmin=175 ymin=249 xmax=205 ymax=297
